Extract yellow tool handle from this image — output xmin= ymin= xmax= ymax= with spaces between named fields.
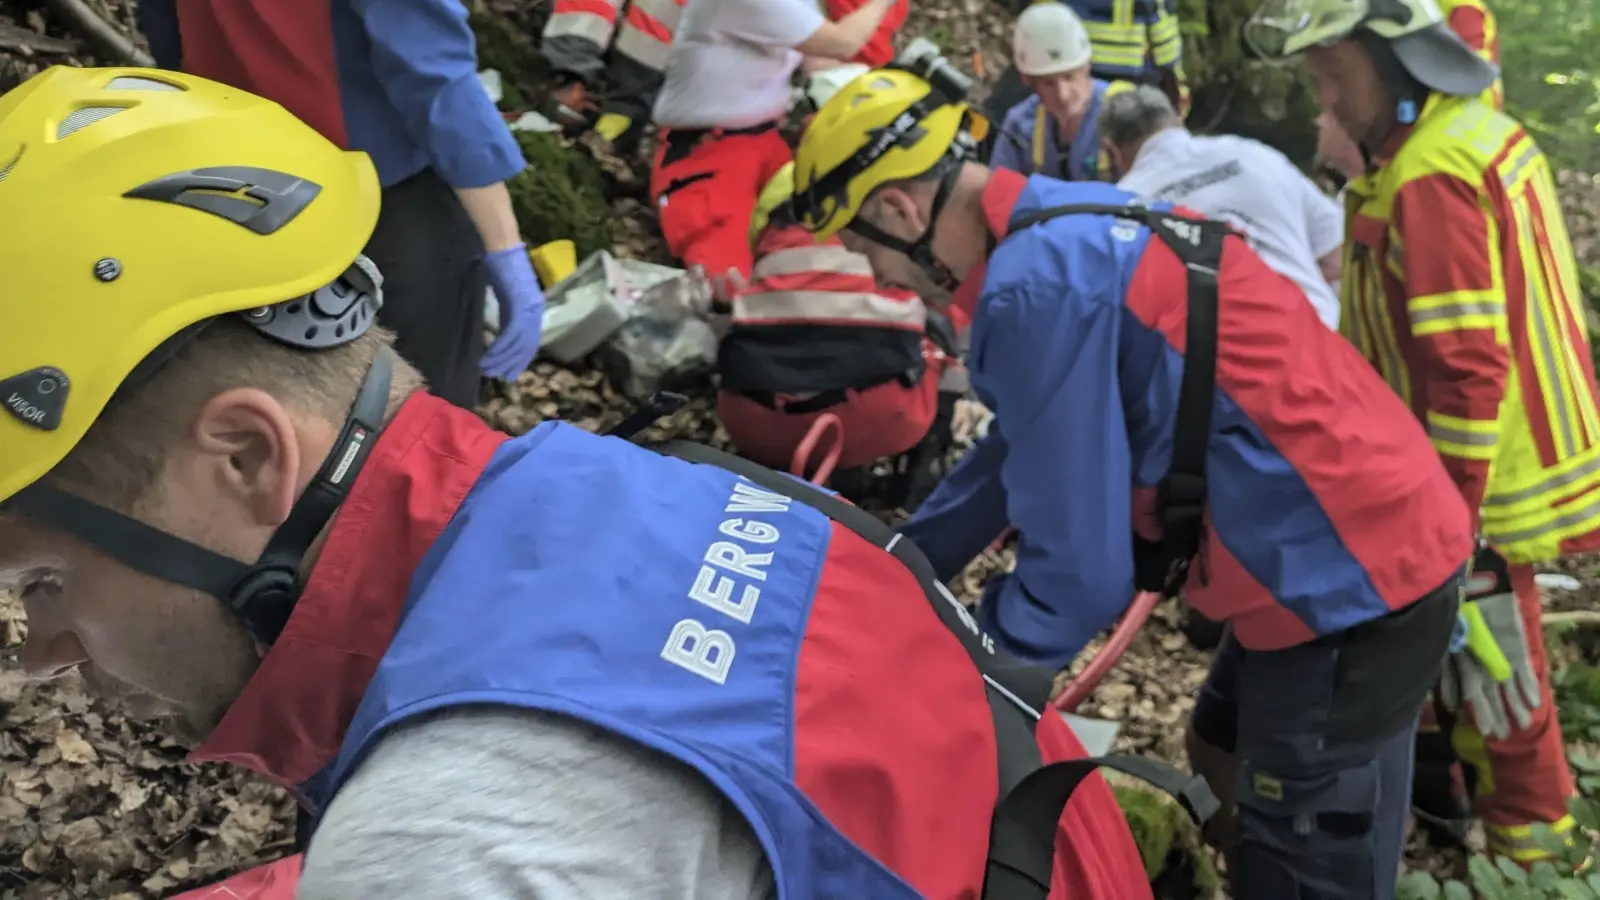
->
xmin=1462 ymin=602 xmax=1513 ymax=682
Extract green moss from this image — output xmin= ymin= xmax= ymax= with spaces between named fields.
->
xmin=470 ymin=10 xmax=550 ymax=111
xmin=507 ymin=132 xmax=614 ymax=258
xmin=1177 ymin=0 xmax=1321 ymax=168
xmin=1113 ymin=784 xmax=1221 ymax=897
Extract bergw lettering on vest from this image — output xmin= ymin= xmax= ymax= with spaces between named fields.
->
xmin=660 ymin=478 xmax=795 ymax=685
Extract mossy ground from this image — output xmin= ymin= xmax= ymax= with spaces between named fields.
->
xmin=471 ymin=7 xmax=615 ymax=258
xmin=1114 ymin=784 xmax=1221 ymax=898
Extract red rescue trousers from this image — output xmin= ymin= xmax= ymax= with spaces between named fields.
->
xmin=650 ymin=126 xmax=792 ymax=281
xmin=1453 ymin=563 xmax=1576 ymax=861
xmin=719 ymin=340 xmax=949 ymax=473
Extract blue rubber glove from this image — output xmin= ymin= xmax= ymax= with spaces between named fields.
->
xmin=482 ymin=244 xmax=545 ymax=381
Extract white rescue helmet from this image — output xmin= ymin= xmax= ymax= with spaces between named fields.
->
xmin=804 ymin=63 xmax=871 ymax=111
xmin=1014 ymin=2 xmax=1094 ymax=77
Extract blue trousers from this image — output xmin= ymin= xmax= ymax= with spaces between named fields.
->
xmin=1192 ymin=576 xmax=1461 ymax=899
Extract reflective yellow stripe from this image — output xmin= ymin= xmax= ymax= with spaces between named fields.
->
xmin=1083 ymin=21 xmax=1151 ymax=68
xmin=1342 ymin=235 xmax=1415 ymax=406
xmin=1428 ymin=410 xmax=1499 ymax=460
xmin=1149 ymin=8 xmax=1182 ymax=66
xmin=1032 ymin=104 xmax=1047 ymax=172
xmin=1111 ymin=0 xmax=1135 ymax=28
xmin=1486 ymin=815 xmax=1577 ymax=862
xmin=1406 ymin=289 xmax=1506 ymax=337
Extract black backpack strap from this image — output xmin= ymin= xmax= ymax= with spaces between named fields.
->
xmin=985 ymin=754 xmax=1221 ymax=899
xmin=652 ymin=440 xmax=1217 ymax=900
xmin=1003 ymin=202 xmax=1227 ymax=596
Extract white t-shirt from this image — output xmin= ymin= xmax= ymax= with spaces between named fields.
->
xmin=1117 ymin=129 xmax=1345 ymax=328
xmin=652 ymin=0 xmax=826 ymax=129
xmin=297 ymin=707 xmax=777 ymax=900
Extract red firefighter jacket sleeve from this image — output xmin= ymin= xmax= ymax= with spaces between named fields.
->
xmin=1391 ymin=171 xmax=1510 ymax=519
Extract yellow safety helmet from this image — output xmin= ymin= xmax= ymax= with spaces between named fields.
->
xmin=793 ymin=68 xmax=988 ymax=240
xmin=1244 ymin=0 xmax=1497 ymax=97
xmin=751 ymin=162 xmax=797 ymax=246
xmin=0 ymin=66 xmax=381 ymax=507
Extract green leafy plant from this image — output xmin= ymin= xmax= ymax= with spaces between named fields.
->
xmin=1397 ymin=644 xmax=1600 ymax=898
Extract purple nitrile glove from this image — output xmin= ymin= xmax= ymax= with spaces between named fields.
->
xmin=481 ymin=243 xmax=545 ymax=381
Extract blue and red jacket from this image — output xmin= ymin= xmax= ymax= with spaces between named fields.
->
xmin=137 ymin=0 xmax=524 ymax=189
xmin=900 ymin=171 xmax=1473 ymax=664
xmin=183 ymin=394 xmax=1152 ymax=899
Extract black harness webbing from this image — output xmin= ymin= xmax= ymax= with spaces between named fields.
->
xmin=1005 ymin=203 xmax=1227 ymax=597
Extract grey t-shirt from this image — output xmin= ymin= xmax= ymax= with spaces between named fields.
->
xmin=295 ymin=707 xmax=778 ymax=900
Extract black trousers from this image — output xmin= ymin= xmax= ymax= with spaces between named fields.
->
xmin=363 ymin=168 xmax=486 ymax=409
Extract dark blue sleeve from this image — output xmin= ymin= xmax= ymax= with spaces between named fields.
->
xmin=969 ymin=285 xmax=1136 ymax=667
xmin=136 ymin=0 xmax=184 ymax=70
xmin=896 ymin=431 xmax=1011 ymax=582
xmin=350 ymin=0 xmax=526 ymax=188
xmin=989 ymin=105 xmax=1033 ymax=175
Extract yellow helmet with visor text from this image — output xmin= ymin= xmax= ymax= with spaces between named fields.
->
xmin=792 ymin=67 xmax=988 ymax=241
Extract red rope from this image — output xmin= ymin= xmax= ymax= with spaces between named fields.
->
xmin=791 ymin=413 xmax=845 ymax=485
xmin=1053 ymin=591 xmax=1162 ymax=712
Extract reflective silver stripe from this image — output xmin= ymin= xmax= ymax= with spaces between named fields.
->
xmin=752 ymin=245 xmax=875 ymax=280
xmin=1484 ymin=491 xmax=1600 ymax=549
xmin=735 ymin=289 xmax=927 ymax=328
xmin=1500 ymin=142 xmax=1540 ymax=189
xmin=614 ymin=20 xmax=673 ymax=71
xmin=1520 ymin=202 xmax=1578 ymax=454
xmin=1409 ymin=298 xmax=1505 ymax=326
xmin=1484 ymin=450 xmax=1600 ymax=508
xmin=1428 ymin=421 xmax=1497 ymax=448
xmin=544 ymin=9 xmax=617 ymax=45
xmin=630 ymin=0 xmax=684 ymax=32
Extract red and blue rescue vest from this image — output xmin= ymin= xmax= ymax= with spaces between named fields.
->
xmin=264 ymin=414 xmax=1173 ymax=899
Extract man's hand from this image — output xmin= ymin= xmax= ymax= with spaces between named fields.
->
xmin=1439 ymin=543 xmax=1542 ymax=740
xmin=482 ymin=245 xmax=545 ymax=381
xmin=708 ymin=267 xmax=748 ymax=310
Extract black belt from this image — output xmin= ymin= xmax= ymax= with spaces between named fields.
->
xmin=740 ymin=389 xmax=849 ymax=415
xmin=661 ymin=121 xmax=778 ymax=168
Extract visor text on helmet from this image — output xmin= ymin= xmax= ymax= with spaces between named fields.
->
xmin=1 ymin=367 xmax=70 ymax=431
xmin=660 ymin=477 xmax=796 ymax=685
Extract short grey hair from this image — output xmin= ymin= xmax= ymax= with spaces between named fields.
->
xmin=1098 ymin=84 xmax=1182 ymax=150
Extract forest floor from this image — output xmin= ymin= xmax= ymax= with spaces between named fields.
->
xmin=3 ymin=1 xmax=1600 ymax=897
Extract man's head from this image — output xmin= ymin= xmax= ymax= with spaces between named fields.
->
xmin=0 ymin=66 xmax=408 ymax=743
xmin=1244 ymin=0 xmax=1498 ymax=151
xmin=1098 ymin=84 xmax=1183 ymax=180
xmin=1013 ymin=3 xmax=1097 ymax=131
xmin=792 ymin=67 xmax=993 ymax=301
xmin=1316 ymin=109 xmax=1366 ymax=180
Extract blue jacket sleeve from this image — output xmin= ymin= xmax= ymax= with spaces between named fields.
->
xmin=989 ymin=106 xmax=1033 ymax=175
xmin=896 ymin=430 xmax=1011 ymax=582
xmin=970 ymin=285 xmax=1137 ymax=668
xmin=351 ymin=0 xmax=526 ymax=188
xmin=136 ymin=0 xmax=183 ymax=70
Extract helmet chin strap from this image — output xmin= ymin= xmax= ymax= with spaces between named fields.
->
xmin=846 ymin=162 xmax=965 ymax=291
xmin=4 ymin=348 xmax=394 ymax=645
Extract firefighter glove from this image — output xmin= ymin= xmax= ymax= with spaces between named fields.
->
xmin=482 ymin=243 xmax=546 ymax=381
xmin=1439 ymin=544 xmax=1542 ymax=741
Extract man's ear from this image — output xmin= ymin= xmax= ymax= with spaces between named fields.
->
xmin=873 ymin=187 xmax=927 ymax=240
xmin=188 ymin=388 xmax=303 ymax=529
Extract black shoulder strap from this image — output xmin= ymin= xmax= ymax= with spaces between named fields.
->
xmin=1004 ymin=202 xmax=1227 ymax=596
xmin=652 ymin=439 xmax=1217 ymax=900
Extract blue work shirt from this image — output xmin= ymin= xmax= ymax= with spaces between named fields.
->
xmin=138 ymin=0 xmax=525 ymax=189
xmin=990 ymin=82 xmax=1111 ymax=182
